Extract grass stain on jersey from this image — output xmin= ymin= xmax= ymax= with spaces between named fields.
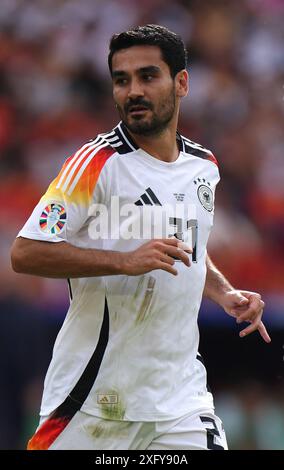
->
xmin=91 ymin=423 xmax=105 ymax=438
xmin=101 ymin=401 xmax=126 ymax=420
xmin=133 ymin=276 xmax=145 ymax=301
xmin=98 ymin=389 xmax=126 ymax=420
xmin=135 ymin=276 xmax=156 ymax=325
xmin=90 ymin=420 xmax=131 ymax=439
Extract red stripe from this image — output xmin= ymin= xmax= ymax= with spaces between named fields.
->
xmin=27 ymin=416 xmax=71 ymax=450
xmin=66 ymin=143 xmax=105 ymax=189
xmin=60 ymin=141 xmax=100 ymax=188
xmin=73 ymin=145 xmax=115 ymax=196
xmin=208 ymin=153 xmax=218 ymax=167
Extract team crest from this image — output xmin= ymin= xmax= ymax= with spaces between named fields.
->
xmin=39 ymin=203 xmax=67 ymax=234
xmin=197 ymin=184 xmax=213 ymax=212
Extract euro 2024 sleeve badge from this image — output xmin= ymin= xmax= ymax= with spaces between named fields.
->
xmin=39 ymin=203 xmax=67 ymax=235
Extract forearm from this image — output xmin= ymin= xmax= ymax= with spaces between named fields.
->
xmin=203 ymin=254 xmax=234 ymax=306
xmin=11 ymin=237 xmax=125 ymax=278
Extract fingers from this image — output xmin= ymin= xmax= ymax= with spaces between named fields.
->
xmin=131 ymin=239 xmax=191 ymax=276
xmin=160 ymin=238 xmax=180 ymax=246
xmin=239 ymin=319 xmax=271 ymax=343
xmin=236 ymin=295 xmax=265 ymax=323
xmin=153 ymin=240 xmax=191 ymax=267
xmin=233 ymin=291 xmax=270 ymax=343
xmin=177 ymin=240 xmax=193 ymax=253
xmin=239 ymin=314 xmax=262 ymax=338
xmin=158 ymin=261 xmax=178 ymax=276
xmin=159 ymin=252 xmax=175 ymax=266
xmin=257 ymin=321 xmax=271 ymax=343
xmin=156 ymin=249 xmax=188 ymax=274
xmin=147 ymin=239 xmax=191 ymax=274
xmin=164 ymin=245 xmax=191 ymax=267
xmin=155 ymin=238 xmax=193 ymax=253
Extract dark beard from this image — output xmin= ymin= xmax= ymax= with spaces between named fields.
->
xmin=124 ymin=111 xmax=173 ymax=136
xmin=116 ymin=89 xmax=176 ymax=137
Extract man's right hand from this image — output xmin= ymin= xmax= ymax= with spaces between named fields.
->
xmin=121 ymin=238 xmax=191 ymax=276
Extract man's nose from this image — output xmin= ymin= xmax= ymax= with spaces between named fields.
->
xmin=127 ymin=79 xmax=144 ymax=100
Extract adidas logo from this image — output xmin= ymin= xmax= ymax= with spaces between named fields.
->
xmin=135 ymin=187 xmax=162 ymax=206
xmin=97 ymin=394 xmax=118 ymax=404
xmin=98 ymin=395 xmax=109 ymax=403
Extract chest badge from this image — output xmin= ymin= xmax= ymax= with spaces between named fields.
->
xmin=194 ymin=179 xmax=213 ymax=212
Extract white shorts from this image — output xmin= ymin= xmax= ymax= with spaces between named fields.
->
xmin=31 ymin=409 xmax=228 ymax=450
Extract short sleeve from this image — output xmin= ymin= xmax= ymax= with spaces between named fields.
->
xmin=18 ymin=140 xmax=114 ymax=243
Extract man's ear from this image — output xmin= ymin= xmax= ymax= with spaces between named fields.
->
xmin=175 ymin=70 xmax=189 ymax=98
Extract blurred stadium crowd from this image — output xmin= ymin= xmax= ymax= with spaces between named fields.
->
xmin=0 ymin=0 xmax=283 ymax=449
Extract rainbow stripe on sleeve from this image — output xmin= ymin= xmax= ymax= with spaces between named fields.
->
xmin=42 ymin=141 xmax=115 ymax=206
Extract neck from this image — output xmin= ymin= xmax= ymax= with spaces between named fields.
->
xmin=127 ymin=115 xmax=180 ymax=163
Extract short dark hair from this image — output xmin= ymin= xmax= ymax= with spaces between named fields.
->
xmin=108 ymin=24 xmax=187 ymax=78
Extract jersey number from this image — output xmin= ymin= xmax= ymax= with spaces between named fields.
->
xmin=168 ymin=217 xmax=198 ymax=262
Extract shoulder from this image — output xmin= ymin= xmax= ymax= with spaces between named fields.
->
xmin=181 ymin=135 xmax=218 ymax=167
xmin=101 ymin=122 xmax=139 ymax=155
xmin=71 ymin=121 xmax=138 ymax=162
xmin=54 ymin=122 xmax=138 ymax=198
xmin=55 ymin=117 xmax=141 ymax=197
xmin=56 ymin=137 xmax=115 ymax=197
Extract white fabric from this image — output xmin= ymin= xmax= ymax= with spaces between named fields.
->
xmin=18 ymin=124 xmax=219 ymax=421
xmin=48 ymin=409 xmax=227 ymax=450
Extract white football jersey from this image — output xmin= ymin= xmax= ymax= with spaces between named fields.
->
xmin=18 ymin=122 xmax=220 ymax=421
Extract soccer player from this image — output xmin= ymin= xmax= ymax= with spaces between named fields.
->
xmin=11 ymin=25 xmax=270 ymax=450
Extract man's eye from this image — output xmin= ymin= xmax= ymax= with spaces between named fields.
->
xmin=115 ymin=78 xmax=128 ymax=85
xmin=142 ymin=75 xmax=153 ymax=81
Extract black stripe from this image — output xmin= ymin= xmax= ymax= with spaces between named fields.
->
xmin=67 ymin=278 xmax=73 ymax=300
xmin=146 ymin=187 xmax=162 ymax=206
xmin=110 ymin=128 xmax=132 ymax=154
xmin=196 ymin=353 xmax=204 ymax=365
xmin=134 ymin=199 xmax=143 ymax=206
xmin=120 ymin=122 xmax=139 ymax=150
xmin=141 ymin=193 xmax=153 ymax=205
xmin=196 ymin=354 xmax=212 ymax=393
xmin=183 ymin=142 xmax=212 ymax=160
xmin=70 ymin=298 xmax=109 ymax=404
xmin=183 ymin=136 xmax=205 ymax=148
xmin=109 ymin=122 xmax=139 ymax=154
xmin=52 ymin=298 xmax=110 ymax=419
xmin=176 ymin=131 xmax=184 ymax=152
xmin=109 ymin=123 xmax=183 ymax=155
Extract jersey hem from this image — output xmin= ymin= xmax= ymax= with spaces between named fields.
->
xmin=17 ymin=231 xmax=66 ymax=243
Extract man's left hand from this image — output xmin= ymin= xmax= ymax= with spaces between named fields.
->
xmin=221 ymin=290 xmax=271 ymax=343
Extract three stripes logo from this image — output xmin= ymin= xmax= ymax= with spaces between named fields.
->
xmin=134 ymin=187 xmax=162 ymax=206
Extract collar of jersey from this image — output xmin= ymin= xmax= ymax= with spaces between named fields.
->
xmin=119 ymin=121 xmax=185 ymax=154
